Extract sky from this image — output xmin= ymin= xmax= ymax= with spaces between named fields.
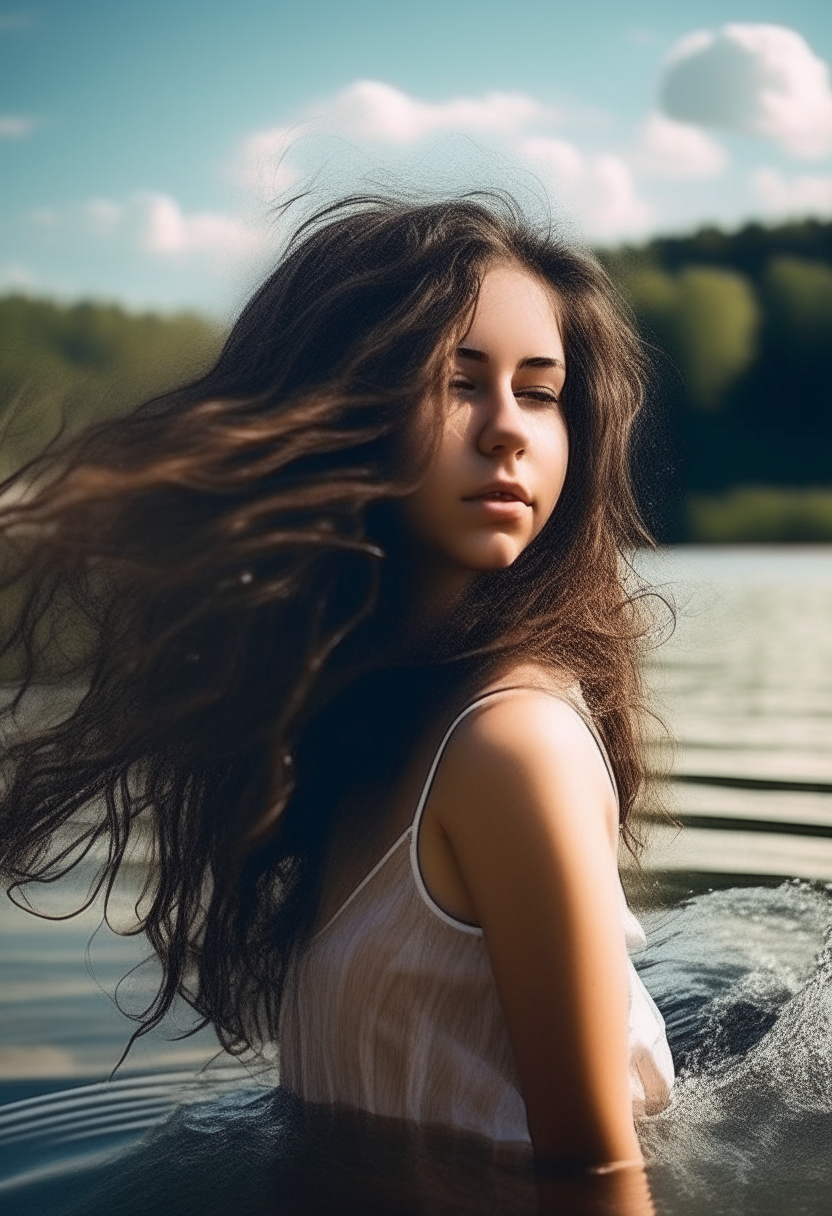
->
xmin=2 ymin=0 xmax=831 ymax=315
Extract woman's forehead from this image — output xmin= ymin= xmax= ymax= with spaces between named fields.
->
xmin=459 ymin=264 xmax=565 ymax=363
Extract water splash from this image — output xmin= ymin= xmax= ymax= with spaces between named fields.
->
xmin=3 ymin=881 xmax=832 ymax=1214
xmin=639 ymin=881 xmax=832 ymax=1215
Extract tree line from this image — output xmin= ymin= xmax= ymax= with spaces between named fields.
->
xmin=1 ymin=217 xmax=831 ymax=541
xmin=601 ymin=218 xmax=832 ymax=540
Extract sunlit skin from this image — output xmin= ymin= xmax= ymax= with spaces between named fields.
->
xmin=401 ymin=261 xmax=569 ymax=617
xmin=323 ymin=264 xmax=653 ymax=1213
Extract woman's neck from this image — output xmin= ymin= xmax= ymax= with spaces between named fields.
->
xmin=398 ymin=549 xmax=474 ymax=641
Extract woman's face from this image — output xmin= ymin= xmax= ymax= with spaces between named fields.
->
xmin=403 ymin=261 xmax=569 ymax=596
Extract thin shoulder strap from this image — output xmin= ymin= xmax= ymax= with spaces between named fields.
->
xmin=407 ymin=683 xmax=620 ymax=937
xmin=409 ymin=686 xmax=527 ymax=839
xmin=408 ymin=686 xmax=525 ymax=936
xmin=410 ymin=683 xmax=619 ymax=840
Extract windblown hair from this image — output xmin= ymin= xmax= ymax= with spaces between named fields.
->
xmin=0 ymin=194 xmax=654 ymax=1057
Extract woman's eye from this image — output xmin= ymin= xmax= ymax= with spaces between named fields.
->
xmin=517 ymin=388 xmax=560 ymax=404
xmin=449 ymin=378 xmax=474 ymax=393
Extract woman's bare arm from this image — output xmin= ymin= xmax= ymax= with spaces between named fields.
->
xmin=426 ymin=691 xmax=642 ymax=1171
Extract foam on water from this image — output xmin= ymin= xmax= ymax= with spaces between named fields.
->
xmin=638 ymin=881 xmax=832 ymax=1215
xmin=2 ymin=881 xmax=832 ymax=1214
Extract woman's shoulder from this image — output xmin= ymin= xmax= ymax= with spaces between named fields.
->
xmin=430 ymin=664 xmax=619 ymax=848
xmin=455 ymin=680 xmax=607 ymax=788
xmin=465 ymin=659 xmax=599 ymax=760
xmin=474 ymin=658 xmax=582 ymax=709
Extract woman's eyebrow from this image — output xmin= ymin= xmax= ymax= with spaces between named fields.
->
xmin=456 ymin=347 xmax=564 ymax=371
xmin=519 ymin=355 xmax=565 ymax=370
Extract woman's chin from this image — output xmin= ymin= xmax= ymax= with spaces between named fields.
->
xmin=461 ymin=539 xmax=526 ymax=572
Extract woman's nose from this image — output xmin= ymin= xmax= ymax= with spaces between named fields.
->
xmin=475 ymin=382 xmax=530 ymax=459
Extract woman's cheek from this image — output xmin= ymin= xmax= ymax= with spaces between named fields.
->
xmin=539 ymin=428 xmax=569 ymax=528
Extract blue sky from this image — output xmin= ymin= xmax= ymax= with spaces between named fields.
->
xmin=2 ymin=0 xmax=831 ymax=314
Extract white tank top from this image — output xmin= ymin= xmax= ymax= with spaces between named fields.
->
xmin=278 ymin=688 xmax=675 ymax=1143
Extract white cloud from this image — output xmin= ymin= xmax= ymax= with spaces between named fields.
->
xmin=634 ymin=113 xmax=727 ymax=180
xmin=235 ymin=82 xmax=651 ymax=241
xmin=29 ymin=194 xmax=268 ymax=263
xmin=315 ymin=79 xmax=545 ymax=144
xmin=660 ymin=24 xmax=832 ymax=159
xmin=752 ymin=166 xmax=832 ymax=217
xmin=519 ymin=138 xmax=652 ymax=239
xmin=521 ymin=137 xmax=585 ymax=187
xmin=234 ymin=80 xmax=561 ymax=205
xmin=0 ymin=114 xmax=37 ymax=138
xmin=89 ymin=193 xmax=265 ymax=258
xmin=135 ymin=193 xmax=263 ymax=256
xmin=236 ymin=126 xmax=303 ymax=194
xmin=236 ymin=81 xmax=549 ymax=193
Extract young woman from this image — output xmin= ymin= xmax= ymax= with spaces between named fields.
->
xmin=0 ymin=195 xmax=673 ymax=1212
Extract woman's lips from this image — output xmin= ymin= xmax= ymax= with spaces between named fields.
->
xmin=463 ymin=491 xmax=531 ymax=519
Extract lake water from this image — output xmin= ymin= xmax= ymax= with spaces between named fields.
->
xmin=1 ymin=546 xmax=831 ymax=1214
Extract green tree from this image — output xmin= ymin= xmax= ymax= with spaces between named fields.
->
xmin=673 ymin=268 xmax=760 ymax=411
xmin=622 ymin=265 xmax=760 ymax=411
xmin=763 ymin=257 xmax=832 ymax=355
xmin=0 ymin=296 xmax=222 ymax=478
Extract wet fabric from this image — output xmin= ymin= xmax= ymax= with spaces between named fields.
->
xmin=278 ymin=688 xmax=675 ymax=1140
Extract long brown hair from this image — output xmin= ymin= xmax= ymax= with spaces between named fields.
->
xmin=0 ymin=194 xmax=654 ymax=1058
